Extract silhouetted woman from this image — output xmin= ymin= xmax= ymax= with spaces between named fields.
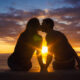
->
xmin=8 ymin=18 xmax=42 ymax=71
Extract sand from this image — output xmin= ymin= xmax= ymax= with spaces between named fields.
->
xmin=0 ymin=70 xmax=80 ymax=80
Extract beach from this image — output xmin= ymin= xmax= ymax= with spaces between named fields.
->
xmin=0 ymin=54 xmax=80 ymax=80
xmin=0 ymin=70 xmax=80 ymax=80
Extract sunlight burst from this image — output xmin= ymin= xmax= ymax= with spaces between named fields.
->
xmin=41 ymin=37 xmax=48 ymax=64
xmin=42 ymin=46 xmax=48 ymax=54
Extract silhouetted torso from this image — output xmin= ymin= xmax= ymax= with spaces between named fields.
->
xmin=8 ymin=30 xmax=42 ymax=70
xmin=46 ymin=30 xmax=75 ymax=62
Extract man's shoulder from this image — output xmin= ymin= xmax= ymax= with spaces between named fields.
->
xmin=55 ymin=31 xmax=65 ymax=36
xmin=47 ymin=30 xmax=64 ymax=36
xmin=46 ymin=30 xmax=67 ymax=42
xmin=53 ymin=30 xmax=68 ymax=40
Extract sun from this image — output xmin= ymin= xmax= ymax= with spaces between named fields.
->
xmin=42 ymin=46 xmax=48 ymax=54
xmin=36 ymin=31 xmax=48 ymax=64
xmin=41 ymin=46 xmax=48 ymax=64
xmin=41 ymin=37 xmax=48 ymax=64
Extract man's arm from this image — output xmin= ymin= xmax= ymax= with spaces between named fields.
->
xmin=46 ymin=53 xmax=53 ymax=69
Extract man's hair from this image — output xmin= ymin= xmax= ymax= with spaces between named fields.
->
xmin=43 ymin=18 xmax=54 ymax=29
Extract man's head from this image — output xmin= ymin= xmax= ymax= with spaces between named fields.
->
xmin=42 ymin=18 xmax=54 ymax=33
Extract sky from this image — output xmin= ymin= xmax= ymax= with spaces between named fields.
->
xmin=0 ymin=0 xmax=80 ymax=53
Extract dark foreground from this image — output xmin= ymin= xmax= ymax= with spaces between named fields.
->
xmin=0 ymin=70 xmax=80 ymax=80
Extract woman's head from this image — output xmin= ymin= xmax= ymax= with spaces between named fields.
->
xmin=26 ymin=18 xmax=40 ymax=33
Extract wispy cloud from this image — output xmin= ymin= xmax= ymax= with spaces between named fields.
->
xmin=0 ymin=6 xmax=80 ymax=46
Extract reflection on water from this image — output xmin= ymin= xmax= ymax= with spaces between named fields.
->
xmin=0 ymin=54 xmax=54 ymax=72
xmin=0 ymin=54 xmax=10 ymax=71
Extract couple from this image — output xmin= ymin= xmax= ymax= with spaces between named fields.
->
xmin=8 ymin=18 xmax=80 ymax=71
xmin=39 ymin=18 xmax=80 ymax=71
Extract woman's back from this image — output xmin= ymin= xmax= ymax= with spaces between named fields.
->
xmin=13 ymin=30 xmax=42 ymax=63
xmin=8 ymin=18 xmax=42 ymax=71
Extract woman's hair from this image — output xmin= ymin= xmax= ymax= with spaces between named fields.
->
xmin=25 ymin=18 xmax=40 ymax=32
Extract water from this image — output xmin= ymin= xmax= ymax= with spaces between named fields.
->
xmin=0 ymin=54 xmax=9 ymax=71
xmin=0 ymin=54 xmax=53 ymax=72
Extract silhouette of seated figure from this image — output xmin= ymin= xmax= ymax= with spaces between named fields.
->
xmin=8 ymin=18 xmax=42 ymax=71
xmin=41 ymin=18 xmax=80 ymax=70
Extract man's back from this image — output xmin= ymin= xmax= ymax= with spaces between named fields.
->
xmin=46 ymin=30 xmax=74 ymax=61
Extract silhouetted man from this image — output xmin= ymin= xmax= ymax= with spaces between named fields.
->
xmin=42 ymin=18 xmax=80 ymax=70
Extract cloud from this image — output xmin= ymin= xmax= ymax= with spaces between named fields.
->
xmin=48 ymin=6 xmax=80 ymax=17
xmin=0 ymin=19 xmax=22 ymax=38
xmin=64 ymin=0 xmax=80 ymax=5
xmin=47 ymin=0 xmax=80 ymax=8
xmin=45 ymin=7 xmax=80 ymax=46
xmin=0 ymin=7 xmax=80 ymax=46
xmin=0 ymin=8 xmax=46 ymax=44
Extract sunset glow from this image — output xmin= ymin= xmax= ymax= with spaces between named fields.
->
xmin=0 ymin=39 xmax=15 ymax=54
xmin=0 ymin=44 xmax=14 ymax=54
xmin=42 ymin=46 xmax=48 ymax=54
xmin=41 ymin=36 xmax=48 ymax=64
xmin=0 ymin=0 xmax=80 ymax=56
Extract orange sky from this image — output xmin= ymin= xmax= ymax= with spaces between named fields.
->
xmin=0 ymin=38 xmax=80 ymax=56
xmin=0 ymin=40 xmax=15 ymax=54
xmin=0 ymin=0 xmax=80 ymax=55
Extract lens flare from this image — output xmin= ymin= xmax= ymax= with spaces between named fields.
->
xmin=41 ymin=37 xmax=48 ymax=64
xmin=42 ymin=46 xmax=48 ymax=54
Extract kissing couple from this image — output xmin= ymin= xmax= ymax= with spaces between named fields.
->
xmin=8 ymin=18 xmax=80 ymax=72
